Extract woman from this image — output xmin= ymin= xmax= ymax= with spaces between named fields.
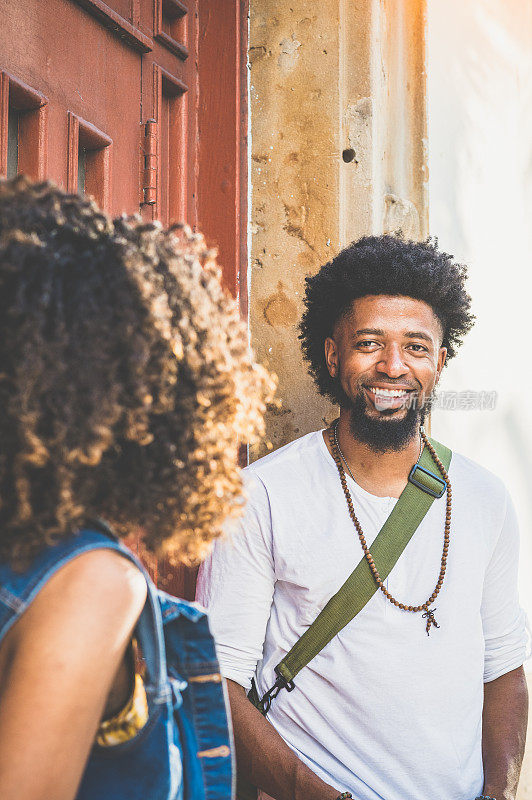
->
xmin=0 ymin=176 xmax=274 ymax=800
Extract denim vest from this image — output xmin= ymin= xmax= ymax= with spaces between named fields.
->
xmin=0 ymin=529 xmax=235 ymax=800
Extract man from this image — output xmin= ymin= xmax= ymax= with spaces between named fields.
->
xmin=197 ymin=236 xmax=529 ymax=800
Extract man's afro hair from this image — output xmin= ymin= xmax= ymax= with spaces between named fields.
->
xmin=299 ymin=235 xmax=475 ymax=403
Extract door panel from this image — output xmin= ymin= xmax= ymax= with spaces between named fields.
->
xmin=0 ymin=71 xmax=48 ymax=181
xmin=0 ymin=0 xmax=248 ymax=599
xmin=140 ymin=0 xmax=198 ymax=230
xmin=0 ymin=0 xmax=142 ymax=213
xmin=197 ymin=0 xmax=248 ymax=303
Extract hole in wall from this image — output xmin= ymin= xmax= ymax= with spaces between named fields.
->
xmin=342 ymin=148 xmax=356 ymax=163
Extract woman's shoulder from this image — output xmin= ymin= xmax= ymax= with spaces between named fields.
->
xmin=9 ymin=547 xmax=147 ymax=654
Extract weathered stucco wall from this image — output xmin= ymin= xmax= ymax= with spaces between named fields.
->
xmin=249 ymin=1 xmax=428 ymax=455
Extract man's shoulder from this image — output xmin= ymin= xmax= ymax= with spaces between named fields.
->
xmin=244 ymin=429 xmax=325 ymax=483
xmin=446 ymin=446 xmax=508 ymax=505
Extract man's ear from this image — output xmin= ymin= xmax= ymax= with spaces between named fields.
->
xmin=324 ymin=337 xmax=338 ymax=377
xmin=436 ymin=346 xmax=447 ymax=381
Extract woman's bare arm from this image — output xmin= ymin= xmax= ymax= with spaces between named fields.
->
xmin=0 ymin=549 xmax=147 ymax=800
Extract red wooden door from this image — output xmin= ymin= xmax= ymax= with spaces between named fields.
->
xmin=0 ymin=0 xmax=249 ymax=598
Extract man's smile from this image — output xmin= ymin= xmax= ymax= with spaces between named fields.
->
xmin=364 ymin=385 xmax=416 ymax=411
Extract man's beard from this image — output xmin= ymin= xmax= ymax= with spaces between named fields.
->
xmin=335 ymin=381 xmax=433 ymax=453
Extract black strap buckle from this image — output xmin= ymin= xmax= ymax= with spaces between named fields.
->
xmin=260 ymin=672 xmax=295 ymax=715
xmin=408 ymin=463 xmax=447 ymax=498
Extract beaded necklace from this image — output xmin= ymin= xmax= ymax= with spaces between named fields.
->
xmin=329 ymin=421 xmax=452 ymax=635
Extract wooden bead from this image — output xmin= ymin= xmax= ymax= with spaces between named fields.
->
xmin=329 ymin=424 xmax=451 ymax=629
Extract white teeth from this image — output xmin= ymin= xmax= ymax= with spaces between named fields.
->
xmin=369 ymin=387 xmax=409 ymax=397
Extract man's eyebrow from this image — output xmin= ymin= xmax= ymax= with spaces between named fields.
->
xmin=404 ymin=331 xmax=432 ymax=343
xmin=353 ymin=328 xmax=433 ymax=343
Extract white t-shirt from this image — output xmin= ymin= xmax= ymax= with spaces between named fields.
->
xmin=196 ymin=430 xmax=529 ymax=800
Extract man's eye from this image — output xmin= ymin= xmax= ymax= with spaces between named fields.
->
xmin=408 ymin=344 xmax=428 ymax=352
xmin=358 ymin=340 xmax=378 ymax=347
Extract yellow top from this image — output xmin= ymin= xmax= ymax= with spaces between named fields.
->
xmin=96 ymin=673 xmax=149 ymax=747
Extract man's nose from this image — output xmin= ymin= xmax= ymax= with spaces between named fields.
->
xmin=376 ymin=344 xmax=408 ymax=377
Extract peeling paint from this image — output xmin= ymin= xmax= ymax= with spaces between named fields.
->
xmin=383 ymin=193 xmax=420 ymax=239
xmin=278 ymin=35 xmax=302 ymax=72
xmin=249 ymin=45 xmax=270 ymax=65
xmin=282 ymin=202 xmax=316 ymax=251
xmin=263 ymin=281 xmax=298 ymax=327
xmin=345 ymin=98 xmax=373 ymax=184
xmin=297 ymin=250 xmax=315 ymax=268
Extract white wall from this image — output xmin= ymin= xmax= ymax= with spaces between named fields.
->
xmin=427 ymin=0 xmax=532 ymax=629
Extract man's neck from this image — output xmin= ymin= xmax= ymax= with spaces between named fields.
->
xmin=324 ymin=411 xmax=422 ymax=499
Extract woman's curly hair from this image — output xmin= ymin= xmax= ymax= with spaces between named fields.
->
xmin=299 ymin=235 xmax=475 ymax=404
xmin=0 ymin=176 xmax=275 ymax=567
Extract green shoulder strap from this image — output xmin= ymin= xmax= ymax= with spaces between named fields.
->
xmin=252 ymin=436 xmax=452 ymax=715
